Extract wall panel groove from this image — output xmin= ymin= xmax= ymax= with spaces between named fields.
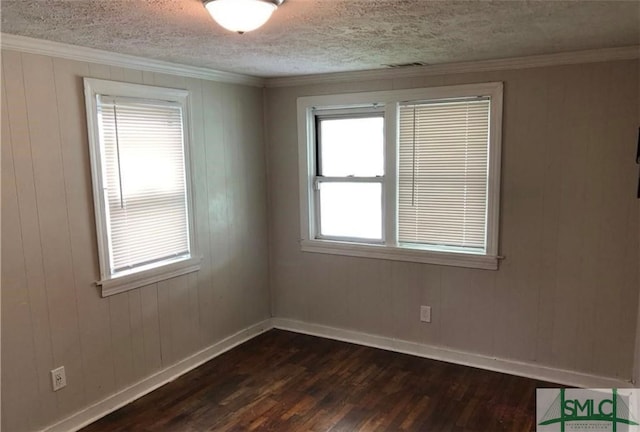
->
xmin=1 ymin=48 xmax=270 ymax=432
xmin=266 ymin=59 xmax=640 ymax=383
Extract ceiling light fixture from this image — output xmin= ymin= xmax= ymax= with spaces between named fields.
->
xmin=204 ymin=0 xmax=284 ymax=34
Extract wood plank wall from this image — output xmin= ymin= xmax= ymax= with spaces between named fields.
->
xmin=1 ymin=50 xmax=270 ymax=432
xmin=265 ymin=60 xmax=640 ymax=383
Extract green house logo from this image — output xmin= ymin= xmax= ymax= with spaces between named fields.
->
xmin=537 ymin=388 xmax=639 ymax=432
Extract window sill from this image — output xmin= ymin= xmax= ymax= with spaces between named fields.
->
xmin=300 ymin=239 xmax=499 ymax=270
xmin=97 ymin=256 xmax=202 ymax=297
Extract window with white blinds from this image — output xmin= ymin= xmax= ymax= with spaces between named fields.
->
xmin=85 ymin=78 xmax=199 ymax=296
xmin=297 ymin=82 xmax=503 ymax=269
xmin=98 ymin=97 xmax=190 ymax=272
xmin=398 ymin=98 xmax=490 ymax=252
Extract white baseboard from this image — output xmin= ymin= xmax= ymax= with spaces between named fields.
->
xmin=272 ymin=317 xmax=634 ymax=389
xmin=39 ymin=316 xmax=634 ymax=432
xmin=41 ymin=319 xmax=273 ymax=432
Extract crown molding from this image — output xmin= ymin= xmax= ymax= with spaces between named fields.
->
xmin=3 ymin=33 xmax=637 ymax=89
xmin=0 ymin=33 xmax=265 ymax=87
xmin=266 ymin=46 xmax=640 ymax=88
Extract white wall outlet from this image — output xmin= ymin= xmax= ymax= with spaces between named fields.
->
xmin=51 ymin=366 xmax=66 ymax=391
xmin=420 ymin=305 xmax=431 ymax=323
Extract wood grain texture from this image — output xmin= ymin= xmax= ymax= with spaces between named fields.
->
xmin=80 ymin=330 xmax=560 ymax=432
xmin=1 ymin=49 xmax=270 ymax=432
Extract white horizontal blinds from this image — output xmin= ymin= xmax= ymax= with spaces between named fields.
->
xmin=97 ymin=96 xmax=190 ymax=274
xmin=398 ymin=98 xmax=490 ymax=251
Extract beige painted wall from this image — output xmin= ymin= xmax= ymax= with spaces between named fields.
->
xmin=2 ymin=49 xmax=639 ymax=432
xmin=1 ymin=50 xmax=270 ymax=432
xmin=266 ymin=60 xmax=640 ymax=381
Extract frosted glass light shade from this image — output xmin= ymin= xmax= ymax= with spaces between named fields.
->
xmin=205 ymin=0 xmax=277 ymax=33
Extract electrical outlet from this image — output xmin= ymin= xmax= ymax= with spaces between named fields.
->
xmin=51 ymin=366 xmax=66 ymax=391
xmin=420 ymin=305 xmax=431 ymax=323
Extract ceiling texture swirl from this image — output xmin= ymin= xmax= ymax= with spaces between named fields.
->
xmin=1 ymin=0 xmax=638 ymax=78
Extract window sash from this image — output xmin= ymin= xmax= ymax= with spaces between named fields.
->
xmin=314 ymin=176 xmax=385 ymax=243
xmin=314 ymin=109 xmax=386 ymax=243
xmin=315 ymin=111 xmax=385 ymax=178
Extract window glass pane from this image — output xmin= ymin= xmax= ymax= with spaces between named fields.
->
xmin=319 ymin=116 xmax=384 ymax=176
xmin=319 ymin=182 xmax=382 ymax=240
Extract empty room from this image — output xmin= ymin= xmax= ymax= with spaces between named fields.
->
xmin=1 ymin=1 xmax=639 ymax=431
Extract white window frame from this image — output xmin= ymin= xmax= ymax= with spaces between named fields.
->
xmin=84 ymin=78 xmax=201 ymax=297
xmin=297 ymin=82 xmax=503 ymax=270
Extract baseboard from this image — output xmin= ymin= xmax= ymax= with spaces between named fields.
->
xmin=272 ymin=317 xmax=634 ymax=389
xmin=41 ymin=319 xmax=273 ymax=432
xmin=38 ymin=316 xmax=634 ymax=432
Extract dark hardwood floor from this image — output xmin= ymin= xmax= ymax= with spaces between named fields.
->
xmin=81 ymin=330 xmax=558 ymax=432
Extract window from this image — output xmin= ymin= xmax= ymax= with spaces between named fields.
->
xmin=298 ymin=83 xmax=503 ymax=270
xmin=84 ymin=78 xmax=200 ymax=296
xmin=315 ymin=110 xmax=384 ymax=241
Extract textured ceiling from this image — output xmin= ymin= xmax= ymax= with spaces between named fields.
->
xmin=1 ymin=0 xmax=639 ymax=78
